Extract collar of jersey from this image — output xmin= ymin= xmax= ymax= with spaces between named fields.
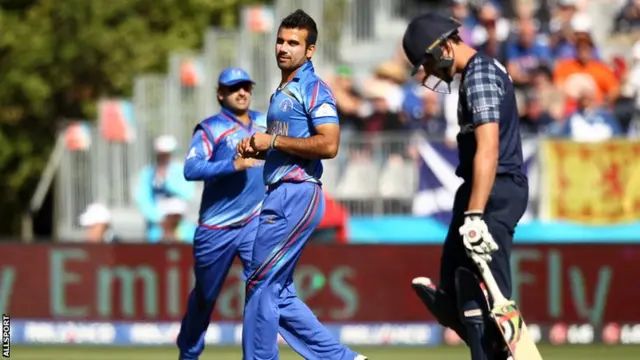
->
xmin=291 ymin=61 xmax=315 ymax=82
xmin=460 ymin=52 xmax=481 ymax=83
xmin=219 ymin=107 xmax=255 ymax=132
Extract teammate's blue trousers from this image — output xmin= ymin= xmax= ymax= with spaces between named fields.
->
xmin=176 ymin=215 xmax=328 ymax=359
xmin=176 ymin=220 xmax=256 ymax=360
xmin=242 ymin=182 xmax=357 ymax=360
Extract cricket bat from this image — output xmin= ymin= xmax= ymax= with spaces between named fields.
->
xmin=471 ymin=254 xmax=543 ymax=360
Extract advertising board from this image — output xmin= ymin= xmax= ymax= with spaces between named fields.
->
xmin=0 ymin=244 xmax=637 ymax=325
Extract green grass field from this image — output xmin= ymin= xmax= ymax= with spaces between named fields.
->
xmin=10 ymin=345 xmax=640 ymax=360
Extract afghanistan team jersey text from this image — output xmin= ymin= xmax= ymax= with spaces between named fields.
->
xmin=263 ymin=61 xmax=339 ymax=186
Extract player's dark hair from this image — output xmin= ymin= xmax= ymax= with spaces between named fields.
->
xmin=279 ymin=9 xmax=318 ymax=47
xmin=447 ymin=30 xmax=463 ymax=45
xmin=216 ymin=86 xmax=223 ymax=107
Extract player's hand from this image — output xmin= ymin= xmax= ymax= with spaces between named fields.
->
xmin=237 ymin=137 xmax=258 ymax=158
xmin=459 ymin=212 xmax=499 ymax=262
xmin=249 ymin=132 xmax=272 ymax=152
xmin=233 ymin=157 xmax=260 ymax=171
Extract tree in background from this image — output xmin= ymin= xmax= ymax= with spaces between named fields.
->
xmin=0 ymin=0 xmax=265 ymax=236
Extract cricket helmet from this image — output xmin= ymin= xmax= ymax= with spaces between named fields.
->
xmin=402 ymin=13 xmax=461 ymax=93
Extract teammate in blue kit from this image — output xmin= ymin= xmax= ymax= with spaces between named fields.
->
xmin=176 ymin=67 xmax=270 ymax=360
xmin=237 ymin=9 xmax=367 ymax=360
xmin=402 ymin=13 xmax=528 ymax=360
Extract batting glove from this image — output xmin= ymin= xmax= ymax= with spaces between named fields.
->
xmin=459 ymin=211 xmax=499 ymax=262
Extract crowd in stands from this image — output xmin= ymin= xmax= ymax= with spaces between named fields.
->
xmin=325 ymin=0 xmax=640 ymax=143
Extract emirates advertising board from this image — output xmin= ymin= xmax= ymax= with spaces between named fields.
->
xmin=1 ymin=243 xmax=639 ymax=346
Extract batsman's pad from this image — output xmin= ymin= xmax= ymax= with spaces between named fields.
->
xmin=456 ymin=267 xmax=517 ymax=360
xmin=454 ymin=267 xmax=490 ymax=319
xmin=454 ymin=267 xmax=492 ymax=360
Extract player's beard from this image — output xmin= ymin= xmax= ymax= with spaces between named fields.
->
xmin=277 ymin=53 xmax=306 ymax=72
xmin=224 ymin=95 xmax=250 ymax=115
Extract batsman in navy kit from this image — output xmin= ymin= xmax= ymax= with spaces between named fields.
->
xmin=403 ymin=13 xmax=529 ymax=360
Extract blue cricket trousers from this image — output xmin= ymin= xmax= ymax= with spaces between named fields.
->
xmin=176 ymin=215 xmax=326 ymax=359
xmin=242 ymin=182 xmax=357 ymax=360
xmin=176 ymin=220 xmax=256 ymax=359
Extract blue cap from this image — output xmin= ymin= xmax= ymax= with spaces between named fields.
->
xmin=218 ymin=67 xmax=255 ymax=86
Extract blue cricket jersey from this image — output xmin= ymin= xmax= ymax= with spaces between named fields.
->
xmin=184 ymin=107 xmax=267 ymax=228
xmin=263 ymin=61 xmax=339 ymax=185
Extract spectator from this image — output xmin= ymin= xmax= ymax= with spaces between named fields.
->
xmin=612 ymin=55 xmax=629 ymax=84
xmin=610 ymin=54 xmax=638 ymax=133
xmin=361 ymin=80 xmax=404 ymax=133
xmin=155 ymin=197 xmax=195 ymax=243
xmin=134 ymin=134 xmax=195 ymax=242
xmin=554 ymin=35 xmax=620 ymax=115
xmin=450 ymin=0 xmax=476 ymax=44
xmin=402 ymin=66 xmax=427 ymax=124
xmin=519 ymin=90 xmax=555 ymax=135
xmin=614 ymin=0 xmax=640 ymax=33
xmin=531 ymin=65 xmax=565 ymax=121
xmin=473 ymin=2 xmax=510 ymax=65
xmin=552 ymin=12 xmax=601 ymax=61
xmin=371 ymin=61 xmax=407 ymax=113
xmin=79 ymin=203 xmax=119 ymax=243
xmin=512 ymin=0 xmax=536 ymax=21
xmin=330 ymin=64 xmax=365 ymax=134
xmin=554 ymin=80 xmax=623 ymax=141
xmin=622 ymin=41 xmax=640 ymax=135
xmin=624 ymin=41 xmax=640 ymax=110
xmin=506 ymin=17 xmax=552 ymax=88
xmin=548 ymin=0 xmax=578 ymax=39
xmin=404 ymin=90 xmax=447 ymax=137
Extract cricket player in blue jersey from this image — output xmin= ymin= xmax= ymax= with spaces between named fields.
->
xmin=175 ymin=67 xmax=267 ymax=360
xmin=176 ymin=67 xmax=316 ymax=360
xmin=237 ymin=9 xmax=367 ymax=360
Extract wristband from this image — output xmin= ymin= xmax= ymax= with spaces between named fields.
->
xmin=269 ymin=134 xmax=278 ymax=149
xmin=464 ymin=211 xmax=483 ymax=219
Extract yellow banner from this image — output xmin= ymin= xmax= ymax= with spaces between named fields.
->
xmin=542 ymin=140 xmax=640 ymax=224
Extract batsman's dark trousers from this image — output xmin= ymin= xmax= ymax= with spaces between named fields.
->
xmin=440 ymin=173 xmax=529 ymax=299
xmin=242 ymin=181 xmax=357 ymax=360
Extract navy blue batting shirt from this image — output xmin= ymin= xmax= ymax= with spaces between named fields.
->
xmin=456 ymin=53 xmax=524 ymax=180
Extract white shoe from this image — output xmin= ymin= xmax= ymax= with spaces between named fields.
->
xmin=411 ymin=277 xmax=433 ymax=286
xmin=355 ymin=355 xmax=368 ymax=360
